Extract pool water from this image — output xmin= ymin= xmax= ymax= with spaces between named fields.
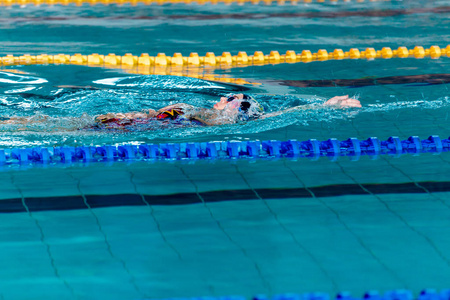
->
xmin=0 ymin=1 xmax=450 ymax=299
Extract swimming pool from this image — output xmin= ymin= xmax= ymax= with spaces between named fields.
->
xmin=0 ymin=1 xmax=450 ymax=299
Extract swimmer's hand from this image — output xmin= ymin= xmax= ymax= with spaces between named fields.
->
xmin=325 ymin=95 xmax=361 ymax=108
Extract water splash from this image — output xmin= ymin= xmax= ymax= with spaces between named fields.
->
xmin=365 ymin=96 xmax=450 ymax=112
xmin=0 ymin=71 xmax=47 ymax=84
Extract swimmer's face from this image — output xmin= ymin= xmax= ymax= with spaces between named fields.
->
xmin=213 ymin=94 xmax=244 ymax=110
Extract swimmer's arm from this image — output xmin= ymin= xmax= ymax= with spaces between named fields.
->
xmin=260 ymin=105 xmax=315 ymax=119
xmin=186 ymin=109 xmax=226 ymax=126
xmin=187 ymin=108 xmax=218 ymax=125
xmin=188 ymin=116 xmax=216 ymax=126
xmin=260 ymin=95 xmax=361 ymax=119
xmin=0 ymin=115 xmax=49 ymax=124
xmin=95 ymin=113 xmax=125 ymax=122
xmin=0 ymin=116 xmax=27 ymax=124
xmin=95 ymin=110 xmax=157 ymax=122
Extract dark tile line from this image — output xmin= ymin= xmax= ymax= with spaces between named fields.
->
xmin=2 ymin=181 xmax=450 ymax=213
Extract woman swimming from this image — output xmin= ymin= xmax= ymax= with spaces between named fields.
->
xmin=0 ymin=94 xmax=361 ymax=130
xmin=91 ymin=94 xmax=361 ymax=130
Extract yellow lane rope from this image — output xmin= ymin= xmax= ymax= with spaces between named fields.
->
xmin=2 ymin=46 xmax=448 ymax=69
xmin=2 ymin=46 xmax=447 ymax=85
xmin=0 ymin=0 xmax=395 ymax=6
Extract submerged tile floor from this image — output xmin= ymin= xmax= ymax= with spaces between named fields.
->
xmin=1 ymin=153 xmax=450 ymax=298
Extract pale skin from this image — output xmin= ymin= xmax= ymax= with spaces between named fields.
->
xmin=0 ymin=94 xmax=361 ymax=126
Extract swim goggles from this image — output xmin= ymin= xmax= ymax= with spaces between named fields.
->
xmin=227 ymin=94 xmax=251 ymax=102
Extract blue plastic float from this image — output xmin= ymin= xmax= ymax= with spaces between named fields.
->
xmin=151 ymin=289 xmax=450 ymax=300
xmin=0 ymin=135 xmax=448 ymax=165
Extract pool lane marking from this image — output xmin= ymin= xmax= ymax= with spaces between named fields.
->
xmin=2 ymin=181 xmax=450 ymax=213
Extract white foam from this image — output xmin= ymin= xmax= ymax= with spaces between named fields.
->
xmin=0 ymin=71 xmax=47 ymax=84
xmin=4 ymin=86 xmax=36 ymax=94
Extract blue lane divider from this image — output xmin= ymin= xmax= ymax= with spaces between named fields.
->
xmin=151 ymin=289 xmax=450 ymax=300
xmin=1 ymin=135 xmax=450 ymax=165
xmin=150 ymin=289 xmax=450 ymax=300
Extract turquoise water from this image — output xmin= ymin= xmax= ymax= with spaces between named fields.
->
xmin=0 ymin=1 xmax=450 ymax=299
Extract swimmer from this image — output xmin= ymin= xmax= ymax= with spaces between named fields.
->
xmin=92 ymin=94 xmax=361 ymax=129
xmin=0 ymin=94 xmax=361 ymax=130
